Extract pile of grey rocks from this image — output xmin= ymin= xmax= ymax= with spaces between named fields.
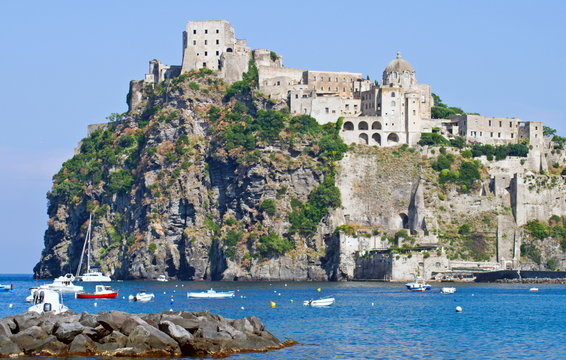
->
xmin=0 ymin=310 xmax=295 ymax=357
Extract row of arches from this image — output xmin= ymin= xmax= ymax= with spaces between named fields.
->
xmin=344 ymin=121 xmax=381 ymax=131
xmin=358 ymin=132 xmax=399 ymax=146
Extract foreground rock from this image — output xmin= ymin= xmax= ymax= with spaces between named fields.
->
xmin=0 ymin=310 xmax=295 ymax=357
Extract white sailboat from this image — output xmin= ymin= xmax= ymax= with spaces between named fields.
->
xmin=76 ymin=214 xmax=112 ymax=282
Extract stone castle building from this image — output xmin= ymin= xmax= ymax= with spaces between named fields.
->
xmin=131 ymin=20 xmax=545 ymax=151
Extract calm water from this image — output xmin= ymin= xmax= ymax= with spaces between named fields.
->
xmin=1 ymin=274 xmax=565 ymax=359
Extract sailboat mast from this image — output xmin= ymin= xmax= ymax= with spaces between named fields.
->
xmin=86 ymin=214 xmax=92 ymax=273
xmin=75 ymin=214 xmax=92 ymax=277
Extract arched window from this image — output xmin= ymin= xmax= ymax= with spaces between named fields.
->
xmin=392 ymin=72 xmax=398 ymax=79
xmin=387 ymin=133 xmax=399 ymax=145
xmin=358 ymin=121 xmax=368 ymax=130
xmin=391 ymin=92 xmax=396 ymax=97
xmin=399 ymin=213 xmax=409 ymax=229
xmin=359 ymin=133 xmax=368 ymax=145
xmin=372 ymin=121 xmax=382 ymax=130
xmin=372 ymin=133 xmax=381 ymax=146
xmin=226 ymin=48 xmax=233 ymax=52
xmin=343 ymin=121 xmax=354 ymax=131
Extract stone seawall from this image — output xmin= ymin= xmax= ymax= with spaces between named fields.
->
xmin=474 ymin=270 xmax=566 ymax=282
xmin=0 ymin=310 xmax=295 ymax=357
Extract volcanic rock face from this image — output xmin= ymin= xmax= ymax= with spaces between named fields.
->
xmin=34 ymin=71 xmax=341 ymax=281
xmin=0 ymin=310 xmax=294 ymax=357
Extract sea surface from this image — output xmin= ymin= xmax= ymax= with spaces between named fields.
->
xmin=1 ymin=274 xmax=565 ymax=359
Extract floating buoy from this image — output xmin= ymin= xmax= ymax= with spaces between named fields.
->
xmin=94 ymin=302 xmax=97 ymax=307
xmin=274 ymin=290 xmax=277 ymax=293
xmin=290 ymin=299 xmax=294 ymax=303
xmin=270 ymin=301 xmax=276 ymax=308
xmin=455 ymin=306 xmax=462 ymax=312
xmin=8 ymin=304 xmax=13 ymax=309
xmin=317 ymin=288 xmax=321 ymax=292
xmin=285 ymin=284 xmax=288 ymax=287
xmin=122 ymin=296 xmax=125 ymax=300
xmin=163 ymin=292 xmax=166 ymax=294
xmin=240 ymin=306 xmax=245 ymax=310
xmin=278 ymin=293 xmax=281 ymax=296
xmin=169 ymin=308 xmax=173 ymax=311
xmin=175 ymin=285 xmax=178 ymax=288
xmin=371 ymin=302 xmax=374 ymax=307
xmin=173 ymin=290 xmax=176 ymax=293
xmin=181 ymin=284 xmax=184 ymax=287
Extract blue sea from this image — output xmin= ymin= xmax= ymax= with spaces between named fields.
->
xmin=1 ymin=274 xmax=565 ymax=359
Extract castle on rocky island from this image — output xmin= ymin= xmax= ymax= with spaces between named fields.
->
xmin=130 ymin=20 xmax=545 ymax=162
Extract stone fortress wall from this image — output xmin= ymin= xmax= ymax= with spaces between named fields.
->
xmin=126 ymin=20 xmax=564 ymax=281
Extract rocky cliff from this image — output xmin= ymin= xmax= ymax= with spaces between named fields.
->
xmin=34 ymin=70 xmax=566 ymax=280
xmin=35 ymin=70 xmax=347 ymax=280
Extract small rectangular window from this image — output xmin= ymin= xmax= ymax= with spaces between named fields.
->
xmin=203 ymin=62 xmax=207 ymax=68
xmin=509 ymin=121 xmax=512 ymax=127
xmin=498 ymin=132 xmax=501 ymax=138
xmin=193 ymin=40 xmax=196 ymax=45
xmin=325 ymin=108 xmax=329 ymax=114
xmin=205 ymin=40 xmax=207 ymax=45
xmin=205 ymin=29 xmax=208 ymax=34
xmin=216 ymin=39 xmax=219 ymax=45
xmin=499 ymin=121 xmax=502 ymax=127
xmin=490 ymin=132 xmax=493 ymax=137
xmin=204 ymin=51 xmax=207 ymax=56
xmin=216 ymin=29 xmax=219 ymax=33
xmin=193 ymin=30 xmax=196 ymax=34
xmin=489 ymin=120 xmax=492 ymax=126
xmin=511 ymin=133 xmax=514 ymax=138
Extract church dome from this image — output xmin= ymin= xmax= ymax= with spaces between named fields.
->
xmin=382 ymin=52 xmax=416 ymax=87
xmin=384 ymin=52 xmax=414 ymax=73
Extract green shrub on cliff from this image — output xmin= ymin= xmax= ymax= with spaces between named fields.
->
xmin=257 ymin=232 xmax=294 ymax=257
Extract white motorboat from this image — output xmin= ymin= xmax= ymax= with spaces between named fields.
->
xmin=28 ymin=289 xmax=69 ymax=314
xmin=529 ymin=287 xmax=539 ymax=292
xmin=0 ymin=284 xmax=13 ymax=292
xmin=187 ymin=289 xmax=235 ymax=299
xmin=75 ymin=214 xmax=111 ymax=282
xmin=128 ymin=291 xmax=155 ymax=302
xmin=41 ymin=275 xmax=84 ymax=294
xmin=303 ymin=297 xmax=336 ymax=307
xmin=441 ymin=287 xmax=456 ymax=294
xmin=156 ymin=275 xmax=168 ymax=282
xmin=405 ymin=277 xmax=432 ymax=292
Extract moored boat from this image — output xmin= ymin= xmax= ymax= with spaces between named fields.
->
xmin=303 ymin=297 xmax=335 ymax=307
xmin=156 ymin=275 xmax=168 ymax=282
xmin=405 ymin=277 xmax=432 ymax=292
xmin=78 ymin=271 xmax=112 ymax=282
xmin=187 ymin=289 xmax=235 ymax=299
xmin=0 ymin=284 xmax=13 ymax=291
xmin=75 ymin=214 xmax=112 ymax=282
xmin=76 ymin=285 xmax=118 ymax=299
xmin=41 ymin=275 xmax=84 ymax=294
xmin=28 ymin=289 xmax=69 ymax=314
xmin=128 ymin=291 xmax=155 ymax=302
xmin=529 ymin=287 xmax=539 ymax=292
xmin=441 ymin=287 xmax=456 ymax=294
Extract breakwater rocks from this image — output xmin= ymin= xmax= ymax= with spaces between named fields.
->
xmin=0 ymin=310 xmax=295 ymax=357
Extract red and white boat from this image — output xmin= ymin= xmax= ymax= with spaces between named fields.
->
xmin=76 ymin=285 xmax=118 ymax=299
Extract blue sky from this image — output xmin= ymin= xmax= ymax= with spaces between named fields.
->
xmin=0 ymin=0 xmax=564 ymax=273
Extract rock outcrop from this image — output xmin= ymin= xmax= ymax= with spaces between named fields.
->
xmin=0 ymin=310 xmax=294 ymax=358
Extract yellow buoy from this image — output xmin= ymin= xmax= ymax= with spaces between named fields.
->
xmin=317 ymin=288 xmax=321 ymax=292
xmin=270 ymin=301 xmax=277 ymax=308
